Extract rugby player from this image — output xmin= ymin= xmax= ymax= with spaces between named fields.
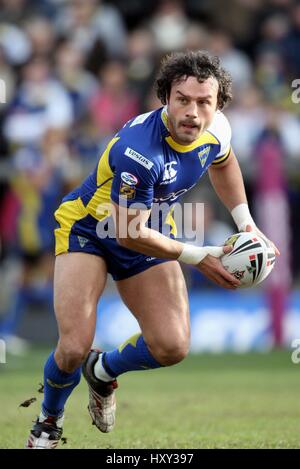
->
xmin=26 ymin=51 xmax=278 ymax=448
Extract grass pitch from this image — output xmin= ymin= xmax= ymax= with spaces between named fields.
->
xmin=0 ymin=348 xmax=299 ymax=449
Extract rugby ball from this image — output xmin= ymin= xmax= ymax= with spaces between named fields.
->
xmin=221 ymin=232 xmax=276 ymax=288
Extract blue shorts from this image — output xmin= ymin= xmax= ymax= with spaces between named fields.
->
xmin=54 ymin=194 xmax=169 ymax=281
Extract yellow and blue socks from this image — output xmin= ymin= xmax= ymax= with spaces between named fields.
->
xmin=94 ymin=333 xmax=162 ymax=381
xmin=42 ymin=351 xmax=81 ymax=417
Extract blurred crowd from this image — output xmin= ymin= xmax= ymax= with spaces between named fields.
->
xmin=0 ymin=0 xmax=300 ymax=346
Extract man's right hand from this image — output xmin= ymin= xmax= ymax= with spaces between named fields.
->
xmin=196 ymin=245 xmax=241 ymax=290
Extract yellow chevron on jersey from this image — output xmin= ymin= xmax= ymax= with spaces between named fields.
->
xmin=54 ymin=107 xmax=233 ymax=280
xmin=63 ymin=107 xmax=232 ymax=236
xmin=85 ymin=136 xmax=120 ymax=221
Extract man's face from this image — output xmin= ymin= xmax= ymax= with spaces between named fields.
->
xmin=167 ymin=76 xmax=219 ymax=144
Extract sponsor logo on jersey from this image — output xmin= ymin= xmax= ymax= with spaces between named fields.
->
xmin=153 ymin=182 xmax=196 ymax=203
xmin=124 ymin=147 xmax=153 ymax=170
xmin=161 ymin=161 xmax=178 ymax=185
xmin=198 ymin=146 xmax=210 ymax=167
xmin=119 ymin=182 xmax=136 ymax=199
xmin=121 ymin=172 xmax=139 ymax=186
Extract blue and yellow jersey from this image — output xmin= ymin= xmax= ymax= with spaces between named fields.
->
xmin=75 ymin=106 xmax=231 ymax=220
xmin=54 ymin=107 xmax=232 ymax=279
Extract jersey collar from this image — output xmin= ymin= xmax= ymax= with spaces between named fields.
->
xmin=160 ymin=106 xmax=219 ymax=153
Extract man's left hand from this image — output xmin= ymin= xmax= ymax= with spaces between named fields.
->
xmin=244 ymin=224 xmax=280 ymax=256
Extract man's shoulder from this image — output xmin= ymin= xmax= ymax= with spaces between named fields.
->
xmin=117 ymin=108 xmax=162 ymax=143
xmin=207 ymin=110 xmax=232 ymax=145
xmin=114 ymin=108 xmax=164 ymax=163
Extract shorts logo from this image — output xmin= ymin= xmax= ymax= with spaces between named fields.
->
xmin=77 ymin=236 xmax=88 ymax=248
xmin=124 ymin=147 xmax=153 ymax=170
xmin=121 ymin=172 xmax=139 ymax=186
xmin=119 ymin=182 xmax=136 ymax=199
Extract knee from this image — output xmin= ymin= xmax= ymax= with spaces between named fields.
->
xmin=55 ymin=339 xmax=91 ymax=372
xmin=149 ymin=335 xmax=190 ymax=367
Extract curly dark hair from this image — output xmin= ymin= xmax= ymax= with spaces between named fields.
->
xmin=155 ymin=50 xmax=233 ymax=110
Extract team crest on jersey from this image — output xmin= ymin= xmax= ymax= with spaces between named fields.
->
xmin=198 ymin=146 xmax=210 ymax=168
xmin=119 ymin=182 xmax=136 ymax=199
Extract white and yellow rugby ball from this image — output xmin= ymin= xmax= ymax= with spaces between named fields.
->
xmin=221 ymin=232 xmax=276 ymax=288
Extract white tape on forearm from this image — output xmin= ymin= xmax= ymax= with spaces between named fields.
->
xmin=177 ymin=244 xmax=224 ymax=265
xmin=231 ymin=203 xmax=255 ymax=231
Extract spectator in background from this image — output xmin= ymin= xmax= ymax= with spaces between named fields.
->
xmin=226 ymin=85 xmax=267 ymax=161
xmin=183 ymin=22 xmax=209 ymax=52
xmin=55 ymin=39 xmax=98 ymax=120
xmin=209 ymin=29 xmax=253 ymax=92
xmin=127 ymin=28 xmax=158 ymax=101
xmin=204 ymin=0 xmax=264 ymax=52
xmin=257 ymin=12 xmax=290 ymax=55
xmin=0 ymin=0 xmax=56 ymax=66
xmin=0 ymin=0 xmax=34 ymax=24
xmin=24 ymin=16 xmax=56 ymax=57
xmin=281 ymin=1 xmax=300 ymax=76
xmin=255 ymin=49 xmax=290 ymax=105
xmin=55 ymin=0 xmax=127 ymax=59
xmin=227 ymin=85 xmax=300 ymax=162
xmin=0 ymin=0 xmax=58 ymax=23
xmin=0 ymin=125 xmax=81 ymax=352
xmin=0 ymin=22 xmax=31 ymax=66
xmin=263 ymin=103 xmax=300 ymax=159
xmin=147 ymin=0 xmax=191 ymax=52
xmin=3 ymin=55 xmax=73 ymax=145
xmin=88 ymin=59 xmax=140 ymax=141
xmin=0 ymin=46 xmax=15 ymax=108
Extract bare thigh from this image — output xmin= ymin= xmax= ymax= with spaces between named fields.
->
xmin=116 ymin=261 xmax=190 ymax=365
xmin=54 ymin=252 xmax=107 ymax=371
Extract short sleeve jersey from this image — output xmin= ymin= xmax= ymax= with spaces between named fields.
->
xmin=78 ymin=107 xmax=232 ymax=233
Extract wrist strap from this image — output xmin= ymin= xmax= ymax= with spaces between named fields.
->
xmin=178 ymin=244 xmax=224 ymax=265
xmin=231 ymin=203 xmax=255 ymax=231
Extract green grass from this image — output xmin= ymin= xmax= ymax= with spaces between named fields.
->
xmin=0 ymin=348 xmax=299 ymax=449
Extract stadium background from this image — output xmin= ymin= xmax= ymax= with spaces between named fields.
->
xmin=0 ymin=0 xmax=300 ymax=449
